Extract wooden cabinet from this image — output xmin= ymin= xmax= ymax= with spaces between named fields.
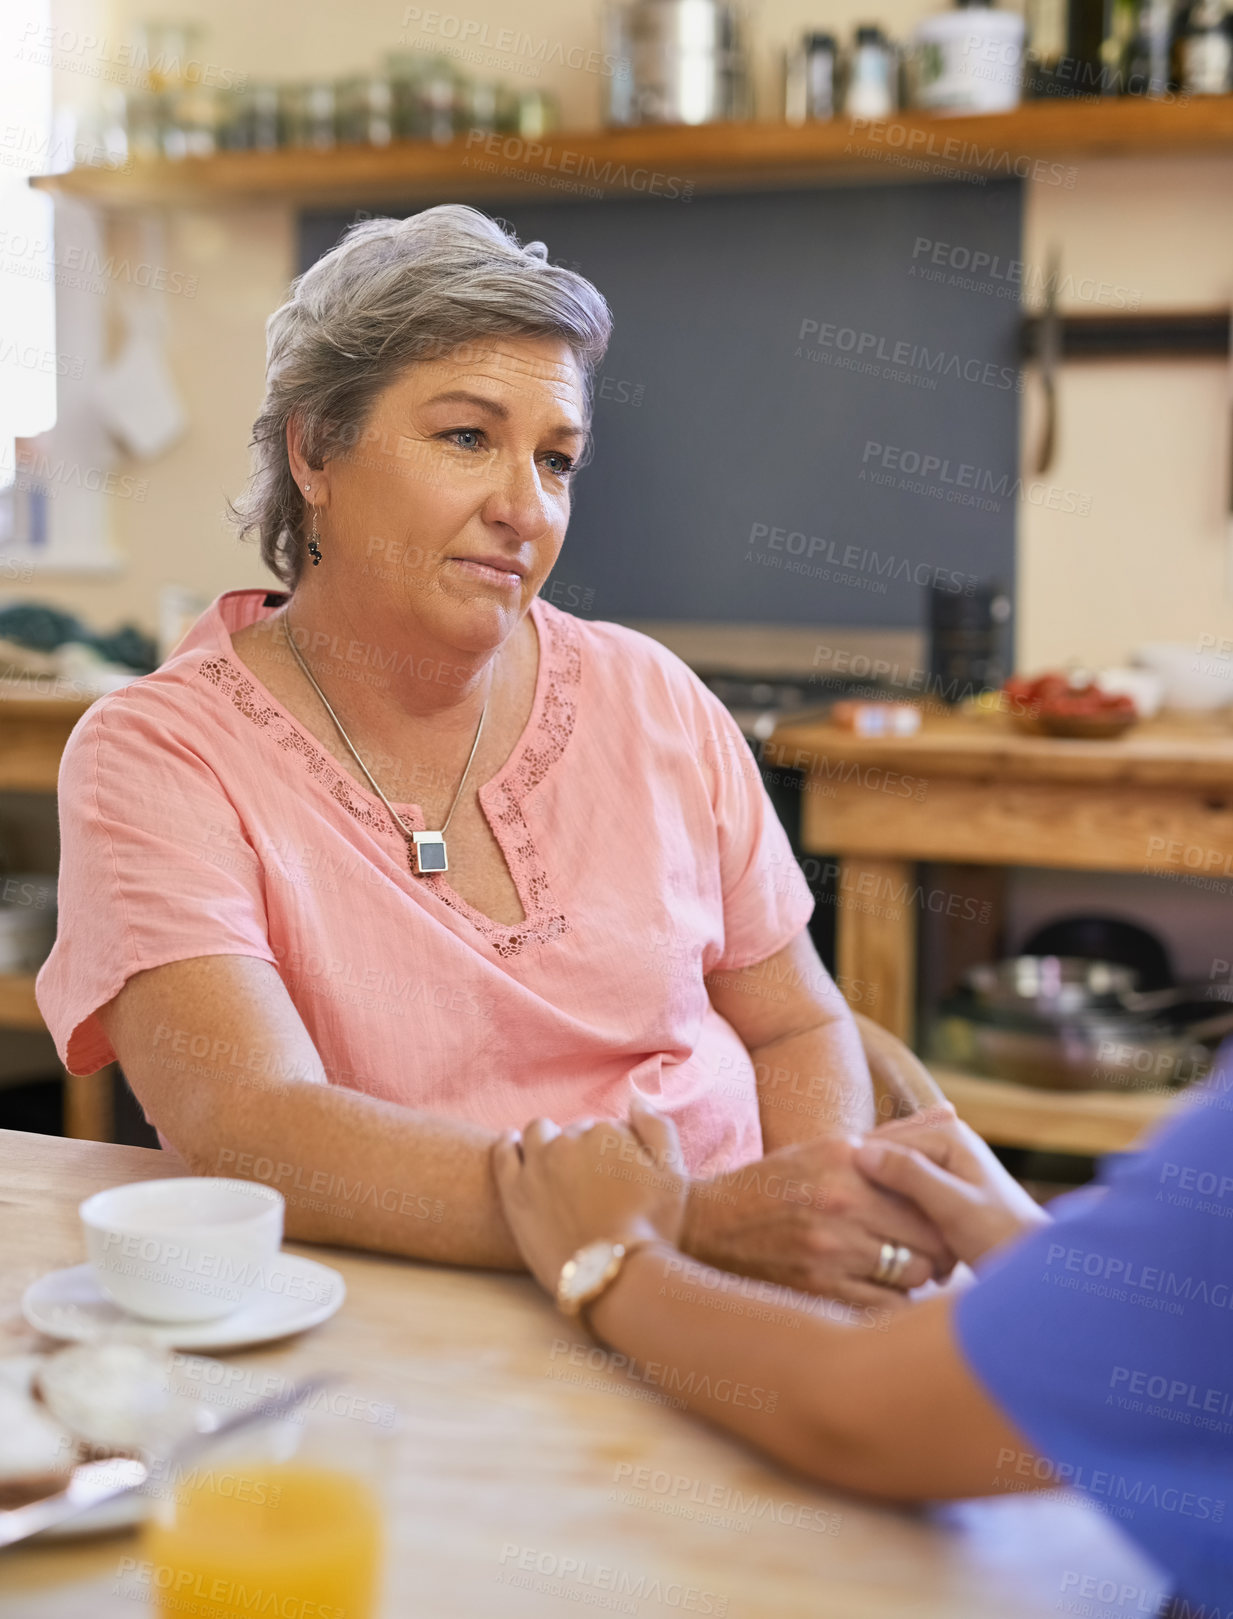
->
xmin=0 ymin=687 xmax=113 ymax=1140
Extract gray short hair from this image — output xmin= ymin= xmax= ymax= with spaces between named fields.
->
xmin=229 ymin=204 xmax=613 ymax=588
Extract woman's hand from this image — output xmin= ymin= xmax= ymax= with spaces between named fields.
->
xmin=493 ymin=1100 xmax=689 ymax=1293
xmin=855 ymin=1108 xmax=1050 ymax=1267
xmin=680 ymin=1131 xmax=956 ymax=1306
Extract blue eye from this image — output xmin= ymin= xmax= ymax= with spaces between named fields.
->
xmin=543 ymin=452 xmax=575 ymax=477
xmin=447 ymin=428 xmax=484 ymax=451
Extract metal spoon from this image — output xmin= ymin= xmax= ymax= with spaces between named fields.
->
xmin=0 ymin=1371 xmax=337 ymax=1549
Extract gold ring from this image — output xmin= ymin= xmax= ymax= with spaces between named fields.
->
xmin=887 ymin=1244 xmax=913 ymax=1288
xmin=871 ymin=1241 xmax=898 ymax=1285
xmin=872 ymin=1242 xmax=914 ymax=1289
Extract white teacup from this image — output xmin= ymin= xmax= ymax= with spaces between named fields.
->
xmin=79 ymin=1178 xmax=285 ymax=1324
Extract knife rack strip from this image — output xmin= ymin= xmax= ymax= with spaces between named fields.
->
xmin=1021 ymin=309 xmax=1231 ymax=362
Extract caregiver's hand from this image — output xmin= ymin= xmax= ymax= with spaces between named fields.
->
xmin=493 ymin=1100 xmax=690 ymax=1293
xmin=680 ymin=1131 xmax=956 ymax=1306
xmin=856 ymin=1109 xmax=1050 ymax=1267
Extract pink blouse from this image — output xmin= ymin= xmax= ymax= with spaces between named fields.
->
xmin=37 ymin=590 xmax=813 ymax=1176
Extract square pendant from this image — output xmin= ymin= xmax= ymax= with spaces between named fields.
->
xmin=411 ymin=831 xmax=448 ymax=874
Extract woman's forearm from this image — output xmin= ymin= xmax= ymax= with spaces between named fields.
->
xmin=587 ymin=1241 xmax=1033 ymax=1499
xmin=188 ymin=1083 xmax=523 ymax=1268
xmin=707 ymin=931 xmax=876 ymax=1150
xmin=752 ymin=1010 xmax=875 ymax=1149
xmin=589 ymin=1240 xmax=855 ymax=1477
xmin=100 ymin=953 xmax=522 ymax=1269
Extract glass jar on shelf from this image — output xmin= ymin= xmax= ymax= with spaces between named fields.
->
xmin=90 ymin=85 xmax=132 ymax=165
xmin=120 ymin=88 xmax=164 ymax=161
xmin=383 ymin=52 xmax=458 ymax=141
xmin=337 ymin=74 xmax=395 ymax=145
xmin=214 ymin=86 xmax=245 ymax=150
xmin=459 ymin=78 xmax=500 ymax=135
xmin=420 ymin=56 xmax=460 ymax=142
xmin=384 ymin=52 xmax=423 ymax=138
xmin=513 ymin=89 xmax=559 ymax=138
xmin=238 ymin=82 xmax=281 ymax=150
xmin=129 ymin=19 xmax=202 ymax=95
xmin=279 ymin=81 xmax=338 ymax=148
xmin=161 ymin=80 xmax=219 ymax=159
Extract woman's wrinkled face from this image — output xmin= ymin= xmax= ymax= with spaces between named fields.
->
xmin=311 ymin=335 xmax=587 ymax=655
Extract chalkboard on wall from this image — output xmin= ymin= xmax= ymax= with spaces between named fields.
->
xmin=300 ymin=180 xmax=1022 ymax=633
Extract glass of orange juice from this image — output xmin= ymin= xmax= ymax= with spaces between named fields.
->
xmin=139 ymin=1378 xmax=393 ymax=1619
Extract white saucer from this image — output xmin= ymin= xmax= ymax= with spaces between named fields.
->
xmin=22 ymin=1255 xmax=346 ymax=1351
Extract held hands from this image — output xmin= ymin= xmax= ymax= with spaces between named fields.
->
xmin=680 ymin=1132 xmax=956 ymax=1306
xmin=493 ymin=1099 xmax=1047 ymax=1306
xmin=495 ymin=1100 xmax=959 ymax=1308
xmin=856 ymin=1106 xmax=1051 ymax=1267
xmin=493 ymin=1099 xmax=689 ymax=1294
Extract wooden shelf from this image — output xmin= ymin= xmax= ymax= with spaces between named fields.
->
xmin=0 ymin=687 xmax=93 ymax=794
xmin=934 ymin=1064 xmax=1177 ymax=1155
xmin=0 ymin=973 xmax=45 ymax=1032
xmin=31 ymin=97 xmax=1233 ymax=209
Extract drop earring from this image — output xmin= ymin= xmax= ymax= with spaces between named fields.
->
xmin=304 ymin=482 xmax=322 ymax=567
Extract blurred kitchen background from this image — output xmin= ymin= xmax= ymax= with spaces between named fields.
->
xmin=3 ymin=0 xmax=1233 ymax=1191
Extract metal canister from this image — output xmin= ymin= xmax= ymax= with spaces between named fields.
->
xmin=609 ymin=0 xmax=750 ymax=125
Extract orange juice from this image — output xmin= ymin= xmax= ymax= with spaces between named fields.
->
xmin=142 ymin=1462 xmax=381 ymax=1619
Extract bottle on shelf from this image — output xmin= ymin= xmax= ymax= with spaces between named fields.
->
xmin=1174 ymin=0 xmax=1233 ymax=92
xmin=844 ymin=25 xmax=898 ymax=118
xmin=1121 ymin=0 xmax=1174 ymax=95
xmin=1024 ymin=0 xmax=1117 ymax=97
xmin=784 ymin=32 xmax=840 ymax=122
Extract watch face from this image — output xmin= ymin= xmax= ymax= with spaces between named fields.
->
xmin=560 ymin=1240 xmax=622 ymax=1307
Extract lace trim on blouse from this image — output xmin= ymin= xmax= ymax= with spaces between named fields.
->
xmin=197 ymin=605 xmax=580 ymax=959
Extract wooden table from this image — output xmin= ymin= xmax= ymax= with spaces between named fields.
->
xmin=0 ymin=687 xmax=112 ymax=1141
xmin=768 ymin=708 xmax=1233 ymax=1153
xmin=0 ymin=1131 xmax=1163 ymax=1618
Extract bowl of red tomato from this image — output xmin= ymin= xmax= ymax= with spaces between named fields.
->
xmin=1004 ymin=672 xmax=1139 ymax=739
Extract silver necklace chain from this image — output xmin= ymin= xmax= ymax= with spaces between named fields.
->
xmin=281 ymin=613 xmax=489 ymax=845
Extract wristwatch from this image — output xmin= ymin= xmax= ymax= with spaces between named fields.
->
xmin=555 ymin=1238 xmax=647 ymax=1332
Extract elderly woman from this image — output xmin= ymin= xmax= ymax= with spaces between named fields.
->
xmin=37 ymin=205 xmax=946 ymax=1301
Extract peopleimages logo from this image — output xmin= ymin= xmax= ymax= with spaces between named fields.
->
xmin=1111 ymin=1365 xmax=1233 ymax=1421
xmin=796 ymin=318 xmax=1023 ymax=393
xmin=461 ymin=129 xmax=693 ymax=199
xmin=861 ymin=440 xmax=1092 ymax=515
xmin=496 ymin=1543 xmax=729 ymax=1614
xmin=910 ymin=235 xmax=1141 ymax=309
xmin=401 ymin=7 xmax=623 ymax=75
xmin=844 ymin=115 xmax=1077 ymax=188
xmin=747 ymin=521 xmax=976 ymax=594
xmin=1045 ymin=1242 xmax=1233 ymax=1312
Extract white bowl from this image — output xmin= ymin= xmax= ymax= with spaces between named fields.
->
xmin=1094 ymin=667 xmax=1164 ymax=719
xmin=1131 ymin=643 xmax=1233 ymax=712
xmin=79 ymin=1179 xmax=284 ymax=1324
